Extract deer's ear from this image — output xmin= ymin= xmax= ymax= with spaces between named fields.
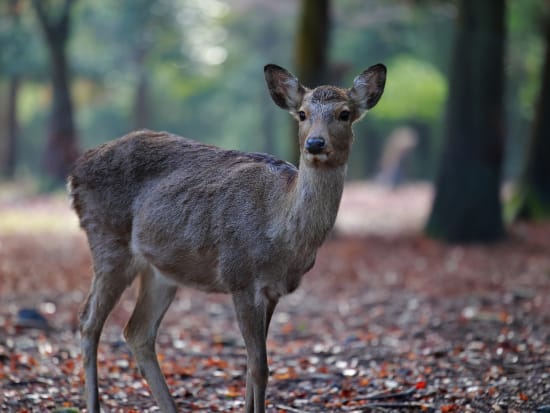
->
xmin=348 ymin=64 xmax=386 ymax=118
xmin=264 ymin=64 xmax=306 ymax=112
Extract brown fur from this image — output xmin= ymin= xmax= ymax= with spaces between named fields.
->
xmin=70 ymin=63 xmax=386 ymax=413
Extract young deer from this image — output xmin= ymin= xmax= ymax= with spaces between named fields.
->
xmin=69 ymin=63 xmax=386 ymax=413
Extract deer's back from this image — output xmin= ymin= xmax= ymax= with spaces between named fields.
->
xmin=69 ymin=129 xmax=297 ymax=245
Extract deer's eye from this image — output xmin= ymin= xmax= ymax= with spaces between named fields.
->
xmin=298 ymin=111 xmax=306 ymax=121
xmin=339 ymin=110 xmax=351 ymax=122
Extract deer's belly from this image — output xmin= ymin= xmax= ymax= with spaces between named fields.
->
xmin=135 ymin=247 xmax=229 ymax=293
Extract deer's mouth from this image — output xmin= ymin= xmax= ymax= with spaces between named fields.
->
xmin=304 ymin=151 xmax=331 ymax=164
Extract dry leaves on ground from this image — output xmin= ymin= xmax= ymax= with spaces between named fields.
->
xmin=1 ymin=184 xmax=549 ymax=412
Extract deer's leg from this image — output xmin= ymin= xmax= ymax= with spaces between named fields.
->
xmin=243 ymin=296 xmax=277 ymax=412
xmin=265 ymin=298 xmax=277 ymax=338
xmin=80 ymin=243 xmax=135 ymax=413
xmin=233 ymin=288 xmax=277 ymax=413
xmin=124 ymin=268 xmax=178 ymax=413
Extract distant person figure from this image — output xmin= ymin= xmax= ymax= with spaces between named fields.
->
xmin=376 ymin=127 xmax=417 ymax=188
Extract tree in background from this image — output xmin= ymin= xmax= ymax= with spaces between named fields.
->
xmin=3 ymin=73 xmax=19 ymax=180
xmin=3 ymin=1 xmax=544 ymax=185
xmin=78 ymin=0 xmax=199 ymax=133
xmin=426 ymin=0 xmax=506 ymax=242
xmin=106 ymin=0 xmax=163 ymax=130
xmin=291 ymin=0 xmax=330 ymax=164
xmin=295 ymin=0 xmax=330 ymax=86
xmin=32 ymin=0 xmax=79 ymax=184
xmin=512 ymin=2 xmax=550 ymax=220
xmin=0 ymin=0 xmax=28 ymax=179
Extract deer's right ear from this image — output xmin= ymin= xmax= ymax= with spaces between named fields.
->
xmin=264 ymin=64 xmax=306 ymax=112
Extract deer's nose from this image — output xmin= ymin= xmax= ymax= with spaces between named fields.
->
xmin=305 ymin=137 xmax=326 ymax=154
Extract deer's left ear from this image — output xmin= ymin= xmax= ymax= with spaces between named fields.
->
xmin=348 ymin=64 xmax=386 ymax=119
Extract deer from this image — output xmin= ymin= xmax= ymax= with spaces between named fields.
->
xmin=68 ymin=63 xmax=386 ymax=413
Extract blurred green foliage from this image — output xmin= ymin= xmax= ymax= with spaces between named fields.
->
xmin=372 ymin=54 xmax=447 ymax=121
xmin=0 ymin=0 xmax=547 ymax=181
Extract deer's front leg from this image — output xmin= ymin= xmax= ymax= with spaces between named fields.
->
xmin=233 ymin=288 xmax=277 ymax=413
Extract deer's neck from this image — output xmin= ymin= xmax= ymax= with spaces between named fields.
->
xmin=283 ymin=162 xmax=347 ymax=248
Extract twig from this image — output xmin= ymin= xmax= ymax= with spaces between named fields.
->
xmin=354 ymin=386 xmax=417 ymax=401
xmin=276 ymin=404 xmax=310 ymax=413
xmin=358 ymin=402 xmax=433 ymax=411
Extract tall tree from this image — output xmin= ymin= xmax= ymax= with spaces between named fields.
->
xmin=291 ymin=0 xmax=330 ymax=164
xmin=3 ymin=77 xmax=19 ymax=179
xmin=512 ymin=2 xmax=550 ymax=220
xmin=426 ymin=0 xmax=506 ymax=243
xmin=32 ymin=0 xmax=79 ymax=183
xmin=83 ymin=0 xmax=183 ymax=131
xmin=132 ymin=48 xmax=151 ymax=130
xmin=0 ymin=0 xmax=27 ymax=179
xmin=117 ymin=0 xmax=156 ymax=130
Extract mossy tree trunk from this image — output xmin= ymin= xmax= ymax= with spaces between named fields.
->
xmin=425 ymin=0 xmax=506 ymax=243
xmin=512 ymin=4 xmax=550 ymax=220
xmin=291 ymin=0 xmax=330 ymax=165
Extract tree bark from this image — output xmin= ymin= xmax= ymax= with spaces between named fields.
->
xmin=294 ymin=0 xmax=330 ymax=87
xmin=32 ymin=0 xmax=79 ymax=183
xmin=425 ymin=0 xmax=506 ymax=242
xmin=513 ymin=5 xmax=550 ymax=220
xmin=133 ymin=68 xmax=151 ymax=130
xmin=132 ymin=45 xmax=151 ymax=130
xmin=260 ymin=19 xmax=277 ymax=156
xmin=1 ymin=0 xmax=23 ymax=179
xmin=2 ymin=76 xmax=20 ymax=179
xmin=291 ymin=0 xmax=330 ymax=165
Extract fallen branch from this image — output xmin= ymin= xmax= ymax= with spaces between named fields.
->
xmin=354 ymin=402 xmax=434 ymax=411
xmin=354 ymin=386 xmax=417 ymax=401
xmin=275 ymin=404 xmax=309 ymax=413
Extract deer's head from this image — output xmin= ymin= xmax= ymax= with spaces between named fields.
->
xmin=265 ymin=64 xmax=386 ymax=168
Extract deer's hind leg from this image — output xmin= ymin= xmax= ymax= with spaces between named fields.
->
xmin=124 ymin=268 xmax=178 ymax=413
xmin=80 ymin=236 xmax=138 ymax=413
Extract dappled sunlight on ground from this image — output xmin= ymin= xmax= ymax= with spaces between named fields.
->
xmin=0 ymin=187 xmax=79 ymax=235
xmin=336 ymin=181 xmax=432 ymax=235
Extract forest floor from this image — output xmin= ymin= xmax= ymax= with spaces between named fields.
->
xmin=1 ymin=182 xmax=549 ymax=413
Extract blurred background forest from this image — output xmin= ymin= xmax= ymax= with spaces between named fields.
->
xmin=2 ymin=2 xmax=550 ymax=410
xmin=1 ymin=0 xmax=550 ymax=241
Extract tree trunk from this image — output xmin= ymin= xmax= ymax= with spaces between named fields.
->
xmin=44 ymin=43 xmax=79 ymax=181
xmin=2 ymin=76 xmax=20 ymax=179
xmin=294 ymin=0 xmax=330 ymax=87
xmin=32 ymin=0 xmax=79 ymax=184
xmin=425 ymin=0 xmax=506 ymax=243
xmin=133 ymin=68 xmax=151 ymax=130
xmin=513 ymin=6 xmax=550 ymax=220
xmin=291 ymin=0 xmax=330 ymax=165
xmin=132 ymin=45 xmax=151 ymax=130
xmin=260 ymin=19 xmax=277 ymax=156
xmin=2 ymin=0 xmax=23 ymax=180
